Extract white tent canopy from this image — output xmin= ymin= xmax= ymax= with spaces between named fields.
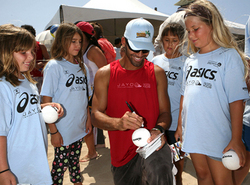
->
xmin=225 ymin=20 xmax=245 ymax=35
xmin=36 ymin=30 xmax=54 ymax=52
xmin=45 ymin=0 xmax=170 ymax=43
xmin=45 ymin=0 xmax=245 ymax=44
xmin=83 ymin=0 xmax=167 ymax=17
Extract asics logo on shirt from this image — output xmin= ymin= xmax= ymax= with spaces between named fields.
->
xmin=186 ymin=66 xmax=217 ymax=80
xmin=17 ymin=92 xmax=39 ymax=113
xmin=66 ymin=74 xmax=86 ymax=87
xmin=170 ymin=66 xmax=182 ymax=71
xmin=16 ymin=91 xmax=40 ymax=118
xmin=165 ymin=71 xmax=179 ymax=80
xmin=207 ymin=61 xmax=222 ymax=67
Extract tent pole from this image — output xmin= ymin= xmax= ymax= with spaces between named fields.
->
xmin=60 ymin=5 xmax=64 ymax=23
xmin=114 ymin=19 xmax=116 ymax=36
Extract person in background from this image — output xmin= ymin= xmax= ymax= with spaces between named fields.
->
xmin=175 ymin=1 xmax=249 ymax=184
xmin=21 ymin=24 xmax=50 ymax=93
xmin=76 ymin=21 xmax=107 ymax=162
xmin=90 ymin=22 xmax=116 ymax=147
xmin=245 ymin=16 xmax=250 ymax=58
xmin=114 ymin=37 xmax=122 ymax=60
xmin=153 ymin=0 xmax=195 ymax=56
xmin=233 ymin=16 xmax=250 ymax=185
xmin=91 ymin=17 xmax=173 ymax=185
xmin=41 ymin=23 xmax=91 ymax=185
xmin=119 ymin=45 xmax=126 ymax=58
xmin=91 ymin=22 xmax=116 ymax=64
xmin=151 ymin=22 xmax=186 ymax=185
xmin=0 ymin=24 xmax=63 ymax=185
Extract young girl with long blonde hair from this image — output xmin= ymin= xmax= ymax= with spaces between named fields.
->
xmin=175 ymin=1 xmax=249 ymax=184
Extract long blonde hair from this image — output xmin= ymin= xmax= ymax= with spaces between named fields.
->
xmin=184 ymin=0 xmax=248 ymax=77
xmin=0 ymin=24 xmax=36 ymax=86
xmin=50 ymin=23 xmax=86 ymax=75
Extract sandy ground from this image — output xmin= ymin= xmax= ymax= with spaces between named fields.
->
xmin=47 ymin=131 xmax=250 ymax=185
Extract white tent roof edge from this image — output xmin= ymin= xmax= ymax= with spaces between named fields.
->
xmin=83 ymin=0 xmax=168 ymax=17
xmin=45 ymin=4 xmax=169 ymax=30
xmin=44 ymin=1 xmax=245 ymax=36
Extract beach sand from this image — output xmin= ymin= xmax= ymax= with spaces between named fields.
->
xmin=47 ymin=131 xmax=250 ymax=185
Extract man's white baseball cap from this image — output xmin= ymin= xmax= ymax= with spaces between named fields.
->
xmin=124 ymin=18 xmax=155 ymax=51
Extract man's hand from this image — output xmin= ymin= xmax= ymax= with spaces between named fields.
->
xmin=148 ymin=129 xmax=166 ymax=151
xmin=117 ymin=111 xmax=144 ymax=131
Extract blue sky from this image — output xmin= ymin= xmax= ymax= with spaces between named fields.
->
xmin=0 ymin=0 xmax=249 ymax=35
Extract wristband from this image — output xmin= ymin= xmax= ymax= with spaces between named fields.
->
xmin=151 ymin=128 xmax=161 ymax=132
xmin=50 ymin=130 xmax=58 ymax=135
xmin=153 ymin=125 xmax=165 ymax=133
xmin=0 ymin=169 xmax=9 ymax=174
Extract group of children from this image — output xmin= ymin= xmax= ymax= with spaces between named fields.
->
xmin=0 ymin=0 xmax=250 ymax=185
xmin=0 ymin=22 xmax=92 ymax=185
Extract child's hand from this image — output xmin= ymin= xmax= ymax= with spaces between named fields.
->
xmin=86 ymin=119 xmax=92 ymax=133
xmin=42 ymin=103 xmax=64 ymax=119
xmin=51 ymin=132 xmax=64 ymax=147
xmin=223 ymin=139 xmax=246 ymax=167
xmin=51 ymin=103 xmax=64 ymax=118
xmin=174 ymin=126 xmax=182 ymax=143
xmin=0 ymin=170 xmax=16 ymax=185
xmin=85 ymin=107 xmax=92 ymax=133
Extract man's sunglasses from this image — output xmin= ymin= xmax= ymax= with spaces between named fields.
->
xmin=125 ymin=38 xmax=149 ymax=54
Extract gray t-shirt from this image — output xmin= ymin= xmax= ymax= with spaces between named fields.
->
xmin=152 ymin=54 xmax=186 ymax=131
xmin=0 ymin=76 xmax=52 ymax=184
xmin=181 ymin=47 xmax=249 ymax=158
xmin=41 ymin=58 xmax=91 ymax=146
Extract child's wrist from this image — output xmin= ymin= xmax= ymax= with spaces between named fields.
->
xmin=0 ymin=168 xmax=9 ymax=174
xmin=50 ymin=130 xmax=59 ymax=135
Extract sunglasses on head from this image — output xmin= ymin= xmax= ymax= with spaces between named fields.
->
xmin=125 ymin=38 xmax=149 ymax=54
xmin=184 ymin=4 xmax=212 ymax=24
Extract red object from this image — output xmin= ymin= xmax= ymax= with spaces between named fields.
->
xmin=30 ymin=41 xmax=43 ymax=77
xmin=76 ymin=21 xmax=94 ymax=36
xmin=98 ymin=38 xmax=116 ymax=64
xmin=106 ymin=60 xmax=159 ymax=167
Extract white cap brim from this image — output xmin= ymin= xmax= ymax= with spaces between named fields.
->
xmin=127 ymin=39 xmax=155 ymax=52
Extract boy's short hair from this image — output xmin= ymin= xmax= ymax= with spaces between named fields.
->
xmin=161 ymin=23 xmax=185 ymax=42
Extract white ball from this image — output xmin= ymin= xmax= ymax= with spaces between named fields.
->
xmin=41 ymin=105 xmax=58 ymax=124
xmin=222 ymin=150 xmax=241 ymax=170
xmin=132 ymin=128 xmax=151 ymax=147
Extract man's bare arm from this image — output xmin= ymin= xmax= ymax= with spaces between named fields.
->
xmin=154 ymin=65 xmax=172 ymax=130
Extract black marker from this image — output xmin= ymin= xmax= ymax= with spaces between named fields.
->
xmin=125 ymin=101 xmax=144 ymax=127
xmin=126 ymin=101 xmax=135 ymax=113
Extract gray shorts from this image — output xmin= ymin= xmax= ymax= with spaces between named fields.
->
xmin=111 ymin=144 xmax=173 ymax=185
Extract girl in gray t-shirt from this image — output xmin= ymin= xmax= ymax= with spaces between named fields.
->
xmin=175 ymin=1 xmax=249 ymax=184
xmin=0 ymin=24 xmax=63 ymax=184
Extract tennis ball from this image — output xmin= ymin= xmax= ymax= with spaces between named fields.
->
xmin=222 ymin=150 xmax=241 ymax=170
xmin=132 ymin=128 xmax=150 ymax=147
xmin=42 ymin=105 xmax=58 ymax=124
